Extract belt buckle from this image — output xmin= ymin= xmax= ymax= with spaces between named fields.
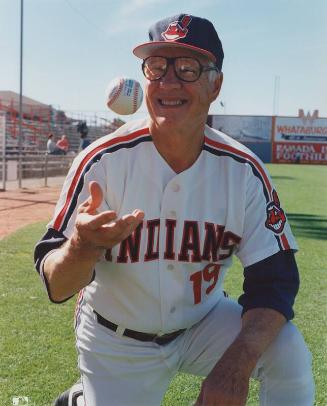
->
xmin=152 ymin=330 xmax=165 ymax=343
xmin=153 ymin=331 xmax=175 ymax=345
xmin=152 ymin=334 xmax=166 ymax=345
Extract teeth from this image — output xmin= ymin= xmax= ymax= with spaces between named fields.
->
xmin=272 ymin=220 xmax=282 ymax=230
xmin=160 ymin=99 xmax=183 ymax=106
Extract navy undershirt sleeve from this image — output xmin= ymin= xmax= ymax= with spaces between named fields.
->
xmin=238 ymin=250 xmax=299 ymax=320
xmin=34 ymin=228 xmax=67 ymax=274
xmin=34 ymin=228 xmax=95 ymax=304
xmin=34 ymin=228 xmax=72 ymax=303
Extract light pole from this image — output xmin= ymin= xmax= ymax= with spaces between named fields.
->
xmin=18 ymin=0 xmax=24 ymax=188
xmin=273 ymin=75 xmax=280 ymax=116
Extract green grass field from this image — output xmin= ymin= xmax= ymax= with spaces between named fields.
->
xmin=0 ymin=164 xmax=326 ymax=406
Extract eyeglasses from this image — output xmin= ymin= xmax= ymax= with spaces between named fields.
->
xmin=142 ymin=56 xmax=219 ymax=83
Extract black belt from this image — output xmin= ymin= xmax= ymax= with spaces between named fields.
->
xmin=94 ymin=311 xmax=186 ymax=345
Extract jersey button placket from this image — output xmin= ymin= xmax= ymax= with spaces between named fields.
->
xmin=168 ymin=183 xmax=179 ymax=225
xmin=172 ymin=183 xmax=181 ymax=193
xmin=159 ymin=178 xmax=181 ymax=332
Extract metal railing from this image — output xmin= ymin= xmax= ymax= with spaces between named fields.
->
xmin=0 ymin=151 xmax=75 ymax=190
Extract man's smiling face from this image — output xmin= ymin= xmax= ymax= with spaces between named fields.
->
xmin=144 ymin=47 xmax=222 ymax=134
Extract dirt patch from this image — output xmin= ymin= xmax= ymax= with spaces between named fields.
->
xmin=0 ymin=186 xmax=62 ymax=240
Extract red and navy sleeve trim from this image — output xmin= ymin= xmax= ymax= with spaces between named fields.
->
xmin=203 ymin=137 xmax=291 ymax=251
xmin=53 ymin=128 xmax=151 ymax=234
xmin=238 ymin=250 xmax=299 ymax=320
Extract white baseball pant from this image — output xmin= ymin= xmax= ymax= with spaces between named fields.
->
xmin=75 ymin=297 xmax=314 ymax=406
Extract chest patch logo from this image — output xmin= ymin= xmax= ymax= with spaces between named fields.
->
xmin=265 ymin=190 xmax=286 ymax=234
xmin=161 ymin=15 xmax=192 ymax=41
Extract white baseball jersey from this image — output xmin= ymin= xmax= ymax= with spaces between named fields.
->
xmin=38 ymin=118 xmax=297 ymax=334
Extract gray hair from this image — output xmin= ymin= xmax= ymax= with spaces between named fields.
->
xmin=206 ymin=61 xmax=221 ymax=83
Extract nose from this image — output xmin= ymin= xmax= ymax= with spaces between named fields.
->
xmin=159 ymin=64 xmax=182 ymax=88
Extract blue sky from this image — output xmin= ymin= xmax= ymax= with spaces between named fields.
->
xmin=1 ymin=0 xmax=327 ymax=120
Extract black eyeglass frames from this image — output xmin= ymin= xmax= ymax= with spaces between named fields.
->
xmin=142 ymin=56 xmax=219 ymax=83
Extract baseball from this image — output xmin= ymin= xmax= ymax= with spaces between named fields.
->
xmin=106 ymin=77 xmax=143 ymax=115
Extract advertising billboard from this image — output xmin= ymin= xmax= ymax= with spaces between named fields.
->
xmin=272 ymin=112 xmax=327 ymax=164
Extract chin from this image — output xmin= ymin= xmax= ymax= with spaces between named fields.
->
xmin=154 ymin=115 xmax=183 ymax=129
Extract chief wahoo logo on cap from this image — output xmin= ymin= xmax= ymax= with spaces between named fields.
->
xmin=161 ymin=15 xmax=192 ymax=41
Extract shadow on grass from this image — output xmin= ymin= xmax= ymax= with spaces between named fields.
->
xmin=287 ymin=213 xmax=327 ymax=240
xmin=271 ymin=176 xmax=296 ymax=181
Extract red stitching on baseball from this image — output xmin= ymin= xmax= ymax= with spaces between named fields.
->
xmin=107 ymin=78 xmax=124 ymax=107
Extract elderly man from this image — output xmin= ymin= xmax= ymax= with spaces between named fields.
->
xmin=35 ymin=14 xmax=314 ymax=406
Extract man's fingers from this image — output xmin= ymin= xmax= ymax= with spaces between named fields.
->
xmin=88 ymin=181 xmax=103 ymax=212
xmin=77 ymin=211 xmax=117 ymax=231
xmin=78 ymin=209 xmax=143 ymax=233
xmin=76 ymin=209 xmax=144 ymax=249
xmin=99 ymin=210 xmax=144 ymax=243
xmin=121 ymin=210 xmax=145 ymax=225
xmin=78 ymin=181 xmax=104 ymax=214
xmin=87 ymin=211 xmax=117 ymax=230
xmin=110 ymin=210 xmax=144 ymax=233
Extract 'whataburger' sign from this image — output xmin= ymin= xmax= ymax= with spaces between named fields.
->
xmin=272 ymin=113 xmax=327 ymax=164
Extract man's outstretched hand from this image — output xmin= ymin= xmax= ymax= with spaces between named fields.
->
xmin=44 ymin=181 xmax=145 ymax=302
xmin=72 ymin=181 xmax=144 ymax=253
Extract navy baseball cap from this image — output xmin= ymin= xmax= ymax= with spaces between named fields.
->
xmin=133 ymin=14 xmax=224 ymax=70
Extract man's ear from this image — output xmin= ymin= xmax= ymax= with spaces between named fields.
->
xmin=211 ymin=72 xmax=224 ymax=102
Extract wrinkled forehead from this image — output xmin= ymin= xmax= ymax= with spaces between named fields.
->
xmin=146 ymin=45 xmax=211 ymax=63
